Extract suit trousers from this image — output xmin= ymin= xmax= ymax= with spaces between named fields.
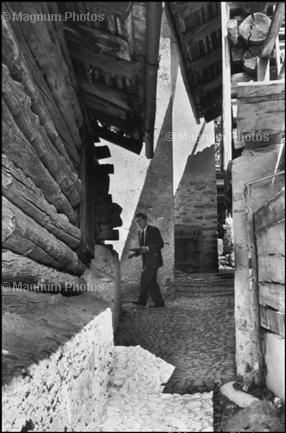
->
xmin=138 ymin=267 xmax=164 ymax=306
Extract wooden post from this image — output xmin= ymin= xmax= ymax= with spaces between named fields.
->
xmin=260 ymin=2 xmax=285 ymax=58
xmin=257 ymin=57 xmax=270 ymax=81
xmin=221 ymin=2 xmax=232 ymax=171
xmin=227 ymin=19 xmax=239 ymax=45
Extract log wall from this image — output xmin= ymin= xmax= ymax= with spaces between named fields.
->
xmin=2 ymin=2 xmax=122 ymax=286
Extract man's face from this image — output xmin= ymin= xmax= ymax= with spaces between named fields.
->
xmin=135 ymin=217 xmax=147 ymax=230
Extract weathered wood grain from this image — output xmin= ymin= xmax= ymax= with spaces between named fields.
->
xmin=2 ymin=197 xmax=85 ymax=275
xmin=260 ymin=2 xmax=285 ymax=58
xmin=260 ymin=306 xmax=285 ymax=337
xmin=237 ymin=80 xmax=285 ymax=135
xmin=259 ymin=282 xmax=285 ymax=314
xmin=257 ymin=255 xmax=285 ymax=285
xmin=256 ymin=221 xmax=285 ymax=256
xmin=66 ymin=24 xmax=131 ymax=60
xmin=8 ymin=2 xmax=83 ymax=149
xmin=254 ymin=188 xmax=285 ymax=232
xmin=239 ymin=13 xmax=271 ymax=45
xmin=2 ymin=155 xmax=81 ymax=250
xmin=2 ymin=101 xmax=78 ymax=224
xmin=2 ymin=64 xmax=82 ymax=207
xmin=1 ymin=19 xmax=80 ymax=168
xmin=2 ymin=250 xmax=85 ymax=289
xmin=78 ymin=79 xmax=133 ymax=112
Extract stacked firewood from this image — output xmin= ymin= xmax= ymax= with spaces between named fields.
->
xmin=228 ymin=2 xmax=279 ymax=79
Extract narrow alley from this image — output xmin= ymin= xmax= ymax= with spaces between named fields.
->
xmin=113 ymin=271 xmax=236 ymax=431
xmin=2 ymin=2 xmax=285 ymax=432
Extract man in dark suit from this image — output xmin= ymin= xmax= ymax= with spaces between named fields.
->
xmin=128 ymin=212 xmax=165 ymax=307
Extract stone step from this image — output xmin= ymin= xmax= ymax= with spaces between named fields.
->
xmin=100 ymin=346 xmax=214 ymax=432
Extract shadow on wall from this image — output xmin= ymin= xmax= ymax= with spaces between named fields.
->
xmin=120 ymin=99 xmax=174 ymax=300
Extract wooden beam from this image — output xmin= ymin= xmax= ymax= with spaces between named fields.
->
xmin=66 ymin=24 xmax=131 ymax=61
xmin=222 ymin=1 xmax=232 ymax=170
xmin=260 ymin=2 xmax=285 ymax=58
xmin=184 ymin=15 xmax=221 ymax=45
xmin=231 ymin=72 xmax=253 ymax=98
xmin=78 ymin=79 xmax=133 ymax=112
xmin=95 ymin=127 xmax=143 ymax=154
xmin=88 ymin=108 xmax=139 ymax=133
xmin=144 ymin=1 xmax=163 ymax=159
xmin=67 ymin=41 xmax=141 ymax=79
xmin=257 ymin=57 xmax=270 ymax=81
xmin=164 ymin=4 xmax=200 ymax=124
xmin=189 ymin=47 xmax=222 ymax=69
xmin=2 ymin=250 xmax=85 ymax=290
xmin=94 ymin=145 xmax=111 ymax=160
xmin=227 ymin=19 xmax=239 ymax=45
xmin=195 ymin=76 xmax=222 ymax=93
xmin=180 ymin=2 xmax=207 ymax=18
xmin=82 ymin=91 xmax=128 ymax=120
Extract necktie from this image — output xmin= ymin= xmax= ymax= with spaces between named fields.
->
xmin=140 ymin=230 xmax=144 ymax=246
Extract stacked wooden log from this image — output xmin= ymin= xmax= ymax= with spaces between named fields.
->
xmin=228 ymin=3 xmax=277 ymax=79
xmin=1 ymin=7 xmax=87 ymax=289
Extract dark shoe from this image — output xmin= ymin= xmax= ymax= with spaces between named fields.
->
xmin=149 ymin=303 xmax=165 ymax=308
xmin=131 ymin=301 xmax=146 ymax=306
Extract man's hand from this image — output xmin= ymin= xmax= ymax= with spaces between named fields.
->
xmin=128 ymin=248 xmax=140 ymax=259
xmin=139 ymin=246 xmax=149 ymax=254
xmin=128 ymin=252 xmax=136 ymax=259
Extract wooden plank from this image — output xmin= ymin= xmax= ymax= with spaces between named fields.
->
xmin=237 ymin=80 xmax=285 ymax=98
xmin=2 ymin=64 xmax=82 ymax=207
xmin=258 ymin=255 xmax=285 ymax=285
xmin=259 ymin=282 xmax=285 ymax=313
xmin=2 ymin=197 xmax=85 ymax=275
xmin=2 ymin=19 xmax=80 ymax=168
xmin=221 ymin=2 xmax=232 ymax=170
xmin=2 ymin=155 xmax=81 ymax=250
xmin=231 ymin=73 xmax=253 ymax=98
xmin=190 ymin=47 xmax=222 ymax=69
xmin=256 ymin=221 xmax=285 ymax=256
xmin=257 ymin=57 xmax=270 ymax=81
xmin=2 ymin=101 xmax=78 ymax=224
xmin=67 ymin=41 xmax=141 ymax=79
xmin=184 ymin=15 xmax=221 ymax=45
xmin=196 ymin=76 xmax=222 ymax=93
xmin=83 ymin=91 xmax=128 ymax=120
xmin=66 ymin=24 xmax=131 ymax=61
xmin=260 ymin=305 xmax=285 ymax=337
xmin=261 ymin=2 xmax=285 ymax=58
xmin=254 ymin=188 xmax=285 ymax=232
xmin=94 ymin=145 xmax=112 ymax=160
xmin=2 ymin=250 xmax=85 ymax=289
xmin=78 ymin=79 xmax=133 ymax=112
xmin=237 ymin=80 xmax=285 ymax=136
xmin=8 ymin=2 xmax=83 ymax=148
xmin=96 ymin=127 xmax=143 ymax=154
xmin=180 ymin=2 xmax=207 ymax=18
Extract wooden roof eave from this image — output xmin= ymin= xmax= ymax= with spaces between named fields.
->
xmin=164 ymin=3 xmax=201 ymax=125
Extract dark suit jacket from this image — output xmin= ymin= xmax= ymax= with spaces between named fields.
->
xmin=138 ymin=225 xmax=164 ymax=269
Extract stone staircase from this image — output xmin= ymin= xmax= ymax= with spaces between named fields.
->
xmin=174 ymin=270 xmax=234 ymax=297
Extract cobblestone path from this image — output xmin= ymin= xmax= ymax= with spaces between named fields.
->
xmin=115 ymin=284 xmax=236 ymax=430
xmin=115 ymin=295 xmax=236 ymax=393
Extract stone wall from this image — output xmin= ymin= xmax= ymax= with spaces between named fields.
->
xmin=84 ymin=244 xmax=121 ymax=329
xmin=2 ymin=243 xmax=122 ymax=432
xmin=174 ymin=145 xmax=218 ymax=273
xmin=231 ymin=145 xmax=280 ymax=385
xmin=2 ymin=300 xmax=113 ymax=432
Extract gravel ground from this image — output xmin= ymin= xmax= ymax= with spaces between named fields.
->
xmin=115 ymin=292 xmax=236 ymax=431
